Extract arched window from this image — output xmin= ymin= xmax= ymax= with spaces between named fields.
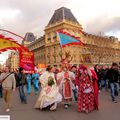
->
xmin=47 ymin=33 xmax=51 ymax=42
xmin=53 ymin=32 xmax=57 ymax=41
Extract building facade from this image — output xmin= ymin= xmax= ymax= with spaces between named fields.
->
xmin=27 ymin=7 xmax=120 ymax=66
xmin=6 ymin=51 xmax=19 ymax=71
xmin=27 ymin=36 xmax=45 ymax=65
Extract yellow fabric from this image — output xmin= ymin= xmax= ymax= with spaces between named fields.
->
xmin=0 ymin=38 xmax=20 ymax=49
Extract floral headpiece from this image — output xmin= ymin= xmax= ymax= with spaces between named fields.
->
xmin=60 ymin=51 xmax=72 ymax=70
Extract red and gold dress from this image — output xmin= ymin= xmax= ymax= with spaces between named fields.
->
xmin=63 ymin=72 xmax=72 ymax=100
xmin=57 ymin=71 xmax=75 ymax=103
xmin=76 ymin=65 xmax=98 ymax=113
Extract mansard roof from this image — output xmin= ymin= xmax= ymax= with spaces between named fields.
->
xmin=48 ymin=7 xmax=80 ymax=26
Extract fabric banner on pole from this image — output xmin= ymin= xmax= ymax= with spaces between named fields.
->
xmin=20 ymin=51 xmax=34 ymax=73
xmin=57 ymin=31 xmax=84 ymax=47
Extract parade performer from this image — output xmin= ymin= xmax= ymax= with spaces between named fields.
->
xmin=57 ymin=59 xmax=75 ymax=109
xmin=32 ymin=70 xmax=40 ymax=94
xmin=90 ymin=67 xmax=99 ymax=110
xmin=76 ymin=65 xmax=98 ymax=113
xmin=35 ymin=65 xmax=62 ymax=111
xmin=26 ymin=73 xmax=32 ymax=95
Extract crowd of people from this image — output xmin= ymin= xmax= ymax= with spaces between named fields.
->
xmin=0 ymin=67 xmax=40 ymax=112
xmin=0 ymin=60 xmax=120 ymax=114
xmin=94 ymin=63 xmax=120 ymax=102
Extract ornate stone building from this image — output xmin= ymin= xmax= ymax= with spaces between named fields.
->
xmin=6 ymin=51 xmax=19 ymax=71
xmin=27 ymin=36 xmax=45 ymax=65
xmin=22 ymin=32 xmax=36 ymax=47
xmin=27 ymin=7 xmax=120 ymax=66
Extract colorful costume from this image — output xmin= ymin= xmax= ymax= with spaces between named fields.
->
xmin=57 ymin=59 xmax=75 ymax=108
xmin=90 ymin=68 xmax=99 ymax=110
xmin=58 ymin=71 xmax=75 ymax=98
xmin=35 ymin=71 xmax=62 ymax=110
xmin=76 ymin=65 xmax=98 ymax=113
xmin=32 ymin=73 xmax=39 ymax=94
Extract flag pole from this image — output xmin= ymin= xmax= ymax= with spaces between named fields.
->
xmin=57 ymin=32 xmax=63 ymax=61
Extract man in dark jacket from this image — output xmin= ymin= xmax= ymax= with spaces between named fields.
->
xmin=107 ymin=63 xmax=119 ymax=102
xmin=101 ymin=65 xmax=109 ymax=91
xmin=16 ymin=67 xmax=27 ymax=104
xmin=94 ymin=64 xmax=102 ymax=91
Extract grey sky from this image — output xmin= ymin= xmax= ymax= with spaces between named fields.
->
xmin=0 ymin=0 xmax=120 ymax=39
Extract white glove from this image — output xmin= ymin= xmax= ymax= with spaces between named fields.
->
xmin=76 ymin=86 xmax=78 ymax=90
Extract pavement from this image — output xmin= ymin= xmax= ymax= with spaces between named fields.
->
xmin=0 ymin=89 xmax=120 ymax=120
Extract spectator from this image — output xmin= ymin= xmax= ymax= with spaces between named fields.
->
xmin=0 ymin=66 xmax=16 ymax=112
xmin=107 ymin=63 xmax=119 ymax=103
xmin=101 ymin=65 xmax=109 ymax=91
xmin=16 ymin=67 xmax=27 ymax=104
xmin=94 ymin=64 xmax=102 ymax=92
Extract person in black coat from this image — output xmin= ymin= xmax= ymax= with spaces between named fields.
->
xmin=94 ymin=64 xmax=102 ymax=91
xmin=106 ymin=63 xmax=120 ymax=102
xmin=101 ymin=65 xmax=109 ymax=91
xmin=16 ymin=67 xmax=27 ymax=104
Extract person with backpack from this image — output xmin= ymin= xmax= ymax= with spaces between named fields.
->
xmin=0 ymin=66 xmax=16 ymax=112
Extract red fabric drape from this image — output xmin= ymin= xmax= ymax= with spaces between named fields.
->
xmin=91 ymin=69 xmax=99 ymax=110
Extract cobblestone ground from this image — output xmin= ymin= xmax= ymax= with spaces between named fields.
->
xmin=0 ymin=89 xmax=120 ymax=120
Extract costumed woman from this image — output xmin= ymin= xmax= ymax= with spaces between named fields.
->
xmin=57 ymin=59 xmax=75 ymax=109
xmin=76 ymin=65 xmax=99 ymax=113
xmin=35 ymin=65 xmax=62 ymax=111
xmin=90 ymin=67 xmax=99 ymax=110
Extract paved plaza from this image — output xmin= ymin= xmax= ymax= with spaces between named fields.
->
xmin=0 ymin=89 xmax=120 ymax=120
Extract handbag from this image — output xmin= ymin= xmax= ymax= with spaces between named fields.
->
xmin=0 ymin=72 xmax=13 ymax=85
xmin=83 ymin=87 xmax=93 ymax=94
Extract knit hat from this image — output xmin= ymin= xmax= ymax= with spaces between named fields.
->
xmin=19 ymin=67 xmax=24 ymax=72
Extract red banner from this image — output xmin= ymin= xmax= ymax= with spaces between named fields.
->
xmin=20 ymin=51 xmax=34 ymax=73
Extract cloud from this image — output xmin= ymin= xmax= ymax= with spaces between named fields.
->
xmin=84 ymin=16 xmax=120 ymax=37
xmin=0 ymin=51 xmax=9 ymax=64
xmin=66 ymin=0 xmax=120 ymax=39
xmin=0 ymin=0 xmax=120 ymax=39
xmin=0 ymin=0 xmax=68 ymax=37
